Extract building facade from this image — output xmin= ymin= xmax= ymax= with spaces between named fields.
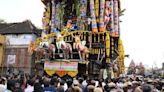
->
xmin=0 ymin=20 xmax=41 ymax=75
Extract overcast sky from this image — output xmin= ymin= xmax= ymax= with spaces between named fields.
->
xmin=0 ymin=0 xmax=164 ymax=68
xmin=121 ymin=0 xmax=164 ymax=68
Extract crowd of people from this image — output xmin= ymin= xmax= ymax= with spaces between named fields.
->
xmin=0 ymin=73 xmax=164 ymax=92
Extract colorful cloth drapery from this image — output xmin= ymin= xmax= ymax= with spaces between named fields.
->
xmin=99 ymin=0 xmax=105 ymax=32
xmin=90 ymin=0 xmax=98 ymax=33
xmin=80 ymin=0 xmax=87 ymax=17
xmin=113 ymin=0 xmax=119 ymax=37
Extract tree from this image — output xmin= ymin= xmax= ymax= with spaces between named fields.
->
xmin=0 ymin=19 xmax=6 ymax=23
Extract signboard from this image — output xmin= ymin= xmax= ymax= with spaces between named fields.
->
xmin=7 ymin=55 xmax=16 ymax=64
xmin=44 ymin=61 xmax=78 ymax=71
xmin=44 ymin=62 xmax=61 ymax=70
xmin=61 ymin=62 xmax=78 ymax=71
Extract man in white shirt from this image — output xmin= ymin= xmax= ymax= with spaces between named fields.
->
xmin=24 ymin=80 xmax=34 ymax=92
xmin=0 ymin=78 xmax=6 ymax=92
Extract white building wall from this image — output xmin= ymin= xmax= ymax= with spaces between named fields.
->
xmin=6 ymin=34 xmax=37 ymax=46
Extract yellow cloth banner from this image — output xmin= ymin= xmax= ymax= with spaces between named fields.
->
xmin=44 ymin=61 xmax=78 ymax=77
xmin=45 ymin=70 xmax=78 ymax=77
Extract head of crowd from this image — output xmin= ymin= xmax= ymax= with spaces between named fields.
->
xmin=0 ymin=73 xmax=164 ymax=92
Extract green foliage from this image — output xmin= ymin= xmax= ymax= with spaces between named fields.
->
xmin=0 ymin=19 xmax=6 ymax=23
xmin=63 ymin=0 xmax=74 ymax=22
xmin=57 ymin=2 xmax=64 ymax=19
xmin=119 ymin=9 xmax=126 ymax=17
xmin=75 ymin=0 xmax=80 ymax=17
xmin=57 ymin=2 xmax=65 ymax=29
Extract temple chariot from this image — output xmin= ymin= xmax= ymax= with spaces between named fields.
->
xmin=28 ymin=0 xmax=125 ymax=79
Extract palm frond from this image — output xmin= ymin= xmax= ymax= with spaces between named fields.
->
xmin=119 ymin=9 xmax=126 ymax=17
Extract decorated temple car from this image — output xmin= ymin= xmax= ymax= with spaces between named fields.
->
xmin=29 ymin=0 xmax=125 ymax=78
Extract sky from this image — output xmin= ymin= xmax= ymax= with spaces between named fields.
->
xmin=121 ymin=0 xmax=164 ymax=68
xmin=0 ymin=0 xmax=164 ymax=68
xmin=0 ymin=0 xmax=44 ymax=27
